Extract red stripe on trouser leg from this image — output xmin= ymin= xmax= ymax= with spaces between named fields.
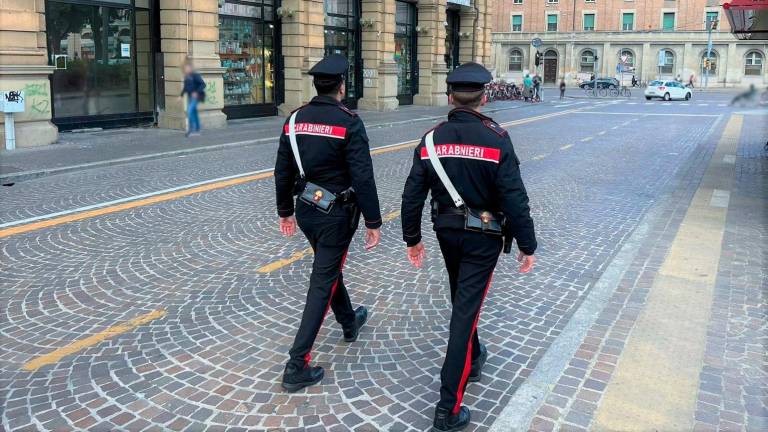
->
xmin=452 ymin=272 xmax=494 ymax=415
xmin=304 ymin=250 xmax=349 ymax=366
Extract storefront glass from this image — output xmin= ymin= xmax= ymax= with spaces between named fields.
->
xmin=395 ymin=1 xmax=417 ymax=105
xmin=445 ymin=9 xmax=460 ymax=70
xmin=324 ymin=0 xmax=361 ymax=107
xmin=219 ymin=0 xmax=275 ymax=113
xmin=46 ymin=0 xmax=156 ymax=128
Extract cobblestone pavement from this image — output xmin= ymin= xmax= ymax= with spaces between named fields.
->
xmin=1 ymin=97 xmax=764 ymax=432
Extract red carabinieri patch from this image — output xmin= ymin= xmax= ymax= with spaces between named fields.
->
xmin=284 ymin=123 xmax=347 ymax=139
xmin=420 ymin=144 xmax=501 ymax=164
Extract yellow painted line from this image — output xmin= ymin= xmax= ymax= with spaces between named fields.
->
xmin=257 ymin=210 xmax=403 ymax=274
xmin=560 ymin=144 xmax=574 ymax=150
xmin=256 ymin=247 xmax=314 ymax=273
xmin=2 ymin=107 xmax=583 ymax=240
xmin=22 ymin=309 xmax=166 ymax=371
xmin=594 ymin=115 xmax=742 ymax=430
xmin=382 ymin=210 xmax=401 ymax=222
xmin=0 ymin=172 xmax=273 ymax=239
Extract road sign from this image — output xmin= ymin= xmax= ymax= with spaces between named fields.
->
xmin=531 ymin=37 xmax=542 ymax=48
xmin=658 ymin=50 xmax=666 ymax=67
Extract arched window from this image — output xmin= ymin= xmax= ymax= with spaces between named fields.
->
xmin=508 ymin=49 xmax=523 ymax=72
xmin=745 ymin=51 xmax=764 ymax=76
xmin=580 ymin=49 xmax=596 ymax=73
xmin=620 ymin=49 xmax=634 ymax=68
xmin=701 ymin=51 xmax=718 ymax=75
xmin=660 ymin=49 xmax=675 ymax=76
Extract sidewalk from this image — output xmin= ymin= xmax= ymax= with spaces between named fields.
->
xmin=0 ymin=101 xmax=530 ymax=183
xmin=491 ymin=112 xmax=767 ymax=431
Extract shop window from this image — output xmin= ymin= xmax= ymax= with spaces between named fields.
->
xmin=660 ymin=49 xmax=675 ymax=75
xmin=620 ymin=49 xmax=634 ymax=68
xmin=701 ymin=51 xmax=718 ymax=75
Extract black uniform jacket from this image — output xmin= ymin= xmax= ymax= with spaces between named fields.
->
xmin=275 ymin=95 xmax=382 ymax=229
xmin=400 ymin=108 xmax=537 ymax=255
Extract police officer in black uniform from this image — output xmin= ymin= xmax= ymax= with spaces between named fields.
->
xmin=400 ymin=62 xmax=537 ymax=431
xmin=275 ymin=54 xmax=383 ymax=392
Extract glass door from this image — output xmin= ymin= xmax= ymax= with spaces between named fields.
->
xmin=445 ymin=9 xmax=460 ymax=71
xmin=395 ymin=1 xmax=417 ymax=105
xmin=47 ymin=0 xmax=143 ymax=127
xmin=324 ymin=0 xmax=361 ymax=109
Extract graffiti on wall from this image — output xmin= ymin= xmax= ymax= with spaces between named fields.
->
xmin=22 ymin=83 xmax=50 ymax=115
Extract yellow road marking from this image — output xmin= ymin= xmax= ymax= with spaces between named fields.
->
xmin=0 ymin=172 xmax=273 ymax=239
xmin=560 ymin=144 xmax=573 ymax=150
xmin=593 ymin=115 xmax=742 ymax=430
xmin=22 ymin=309 xmax=166 ymax=371
xmin=256 ymin=247 xmax=314 ymax=273
xmin=257 ymin=210 xmax=403 ymax=274
xmin=3 ymin=107 xmax=582 ymax=240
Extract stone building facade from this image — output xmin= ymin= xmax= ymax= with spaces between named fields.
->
xmin=0 ymin=0 xmax=492 ymax=148
xmin=490 ymin=0 xmax=766 ymax=87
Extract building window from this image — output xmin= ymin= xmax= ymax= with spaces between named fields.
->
xmin=583 ymin=13 xmax=595 ymax=31
xmin=745 ymin=51 xmax=764 ymax=76
xmin=513 ymin=0 xmax=523 ymax=4
xmin=547 ymin=0 xmax=559 ymax=3
xmin=508 ymin=49 xmax=524 ymax=71
xmin=660 ymin=49 xmax=675 ymax=75
xmin=662 ymin=12 xmax=675 ymax=31
xmin=580 ymin=49 xmax=596 ymax=73
xmin=511 ymin=14 xmax=523 ymax=32
xmin=620 ymin=49 xmax=635 ymax=68
xmin=547 ymin=14 xmax=558 ymax=32
xmin=706 ymin=11 xmax=719 ymax=29
xmin=622 ymin=13 xmax=634 ymax=31
xmin=701 ymin=51 xmax=718 ymax=75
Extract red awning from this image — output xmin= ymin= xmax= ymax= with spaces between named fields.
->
xmin=724 ymin=0 xmax=768 ymax=40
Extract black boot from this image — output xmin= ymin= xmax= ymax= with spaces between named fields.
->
xmin=468 ymin=344 xmax=487 ymax=383
xmin=281 ymin=363 xmax=324 ymax=392
xmin=342 ymin=306 xmax=369 ymax=342
xmin=433 ymin=406 xmax=471 ymax=432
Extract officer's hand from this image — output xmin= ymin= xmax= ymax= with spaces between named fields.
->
xmin=517 ymin=252 xmax=536 ymax=273
xmin=364 ymin=228 xmax=381 ymax=250
xmin=279 ymin=216 xmax=297 ymax=237
xmin=407 ymin=242 xmax=426 ymax=268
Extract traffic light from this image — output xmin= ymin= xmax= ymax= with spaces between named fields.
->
xmin=703 ymin=58 xmax=711 ymax=70
xmin=535 ymin=51 xmax=541 ymax=67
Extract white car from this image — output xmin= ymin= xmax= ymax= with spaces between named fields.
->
xmin=644 ymin=80 xmax=692 ymax=101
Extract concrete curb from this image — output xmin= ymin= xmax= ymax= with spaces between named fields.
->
xmin=0 ymin=103 xmax=534 ymax=184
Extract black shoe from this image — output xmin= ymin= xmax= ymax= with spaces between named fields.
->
xmin=343 ymin=306 xmax=369 ymax=342
xmin=468 ymin=344 xmax=487 ymax=383
xmin=281 ymin=363 xmax=324 ymax=392
xmin=433 ymin=406 xmax=471 ymax=432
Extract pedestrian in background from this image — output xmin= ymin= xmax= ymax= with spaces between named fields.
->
xmin=688 ymin=74 xmax=696 ymax=89
xmin=559 ymin=79 xmax=566 ymax=99
xmin=401 ymin=62 xmax=537 ymax=431
xmin=533 ymin=74 xmax=541 ymax=102
xmin=274 ymin=54 xmax=382 ymax=392
xmin=522 ymin=74 xmax=533 ymax=101
xmin=179 ymin=60 xmax=206 ymax=137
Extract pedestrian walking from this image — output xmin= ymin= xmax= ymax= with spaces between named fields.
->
xmin=179 ymin=61 xmax=205 ymax=137
xmin=688 ymin=74 xmax=696 ymax=89
xmin=274 ymin=54 xmax=383 ymax=392
xmin=400 ymin=62 xmax=537 ymax=431
xmin=533 ymin=74 xmax=541 ymax=102
xmin=559 ymin=79 xmax=566 ymax=99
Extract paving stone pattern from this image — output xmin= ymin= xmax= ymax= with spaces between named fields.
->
xmin=0 ymin=103 xmax=742 ymax=431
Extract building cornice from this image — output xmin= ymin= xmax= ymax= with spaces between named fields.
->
xmin=491 ymin=31 xmax=754 ymax=44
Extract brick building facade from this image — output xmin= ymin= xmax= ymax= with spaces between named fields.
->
xmin=490 ymin=0 xmax=766 ymax=87
xmin=0 ymin=0 xmax=492 ymax=148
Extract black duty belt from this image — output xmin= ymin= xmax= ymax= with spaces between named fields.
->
xmin=299 ymin=182 xmax=354 ymax=214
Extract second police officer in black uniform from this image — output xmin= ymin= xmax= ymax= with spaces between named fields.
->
xmin=275 ymin=54 xmax=383 ymax=392
xmin=401 ymin=62 xmax=538 ymax=431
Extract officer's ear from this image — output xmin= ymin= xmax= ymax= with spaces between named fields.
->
xmin=479 ymin=92 xmax=488 ymax=107
xmin=447 ymin=93 xmax=454 ymax=106
xmin=339 ymin=81 xmax=346 ymax=98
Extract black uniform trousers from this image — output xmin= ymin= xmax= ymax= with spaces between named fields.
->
xmin=288 ymin=201 xmax=358 ymax=368
xmin=435 ymin=228 xmax=503 ymax=414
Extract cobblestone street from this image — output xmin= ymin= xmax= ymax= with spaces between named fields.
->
xmin=1 ymin=92 xmax=765 ymax=432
